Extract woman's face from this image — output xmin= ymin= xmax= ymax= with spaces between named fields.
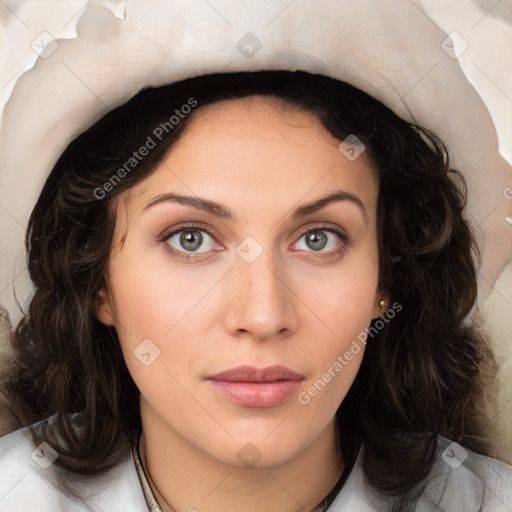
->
xmin=98 ymin=95 xmax=383 ymax=467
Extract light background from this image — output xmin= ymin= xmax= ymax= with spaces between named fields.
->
xmin=1 ymin=0 xmax=511 ymax=458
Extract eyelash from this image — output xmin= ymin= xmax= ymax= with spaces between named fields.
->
xmin=158 ymin=222 xmax=351 ymax=262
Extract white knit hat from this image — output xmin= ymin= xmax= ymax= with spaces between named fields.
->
xmin=1 ymin=0 xmax=511 ymax=323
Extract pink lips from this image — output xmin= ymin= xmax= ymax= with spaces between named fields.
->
xmin=206 ymin=365 xmax=305 ymax=408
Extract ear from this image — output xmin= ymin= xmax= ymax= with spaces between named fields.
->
xmin=96 ymin=286 xmax=116 ymax=326
xmin=372 ymin=291 xmax=391 ymax=320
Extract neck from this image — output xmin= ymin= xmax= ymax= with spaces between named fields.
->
xmin=139 ymin=406 xmax=345 ymax=512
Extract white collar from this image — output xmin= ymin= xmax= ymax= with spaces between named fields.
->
xmin=323 ymin=444 xmax=373 ymax=511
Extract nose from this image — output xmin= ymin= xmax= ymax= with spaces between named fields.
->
xmin=224 ymin=246 xmax=298 ymax=342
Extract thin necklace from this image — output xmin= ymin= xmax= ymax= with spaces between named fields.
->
xmin=132 ymin=439 xmax=164 ymax=512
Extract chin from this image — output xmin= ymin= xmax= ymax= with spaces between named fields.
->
xmin=203 ymin=425 xmax=315 ymax=469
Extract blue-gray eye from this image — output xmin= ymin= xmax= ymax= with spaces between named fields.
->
xmin=165 ymin=229 xmax=216 ymax=253
xmin=297 ymin=229 xmax=341 ymax=252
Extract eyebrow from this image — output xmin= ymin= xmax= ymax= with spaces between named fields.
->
xmin=142 ymin=189 xmax=367 ymax=223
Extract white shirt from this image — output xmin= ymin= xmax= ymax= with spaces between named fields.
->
xmin=1 ymin=426 xmax=511 ymax=511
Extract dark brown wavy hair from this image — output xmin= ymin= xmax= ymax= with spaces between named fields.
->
xmin=1 ymin=70 xmax=497 ymax=511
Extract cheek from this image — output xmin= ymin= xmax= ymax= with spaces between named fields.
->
xmin=293 ymin=244 xmax=378 ymax=401
xmin=108 ymin=249 xmax=211 ymax=337
xmin=106 ymin=252 xmax=223 ymax=387
xmin=293 ymin=302 xmax=372 ymax=428
xmin=300 ymin=245 xmax=379 ymax=342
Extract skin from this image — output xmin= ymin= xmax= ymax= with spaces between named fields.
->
xmin=97 ymin=96 xmax=386 ymax=512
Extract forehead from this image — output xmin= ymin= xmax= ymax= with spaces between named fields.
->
xmin=119 ymin=95 xmax=379 ymax=222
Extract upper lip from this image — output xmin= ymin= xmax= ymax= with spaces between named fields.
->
xmin=207 ymin=365 xmax=305 ymax=383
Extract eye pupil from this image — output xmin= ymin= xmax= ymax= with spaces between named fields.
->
xmin=306 ymin=230 xmax=328 ymax=251
xmin=180 ymin=230 xmax=203 ymax=251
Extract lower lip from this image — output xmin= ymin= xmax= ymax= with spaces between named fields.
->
xmin=207 ymin=379 xmax=303 ymax=408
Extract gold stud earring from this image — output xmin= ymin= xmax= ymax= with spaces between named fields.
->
xmin=378 ymin=299 xmax=386 ymax=308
